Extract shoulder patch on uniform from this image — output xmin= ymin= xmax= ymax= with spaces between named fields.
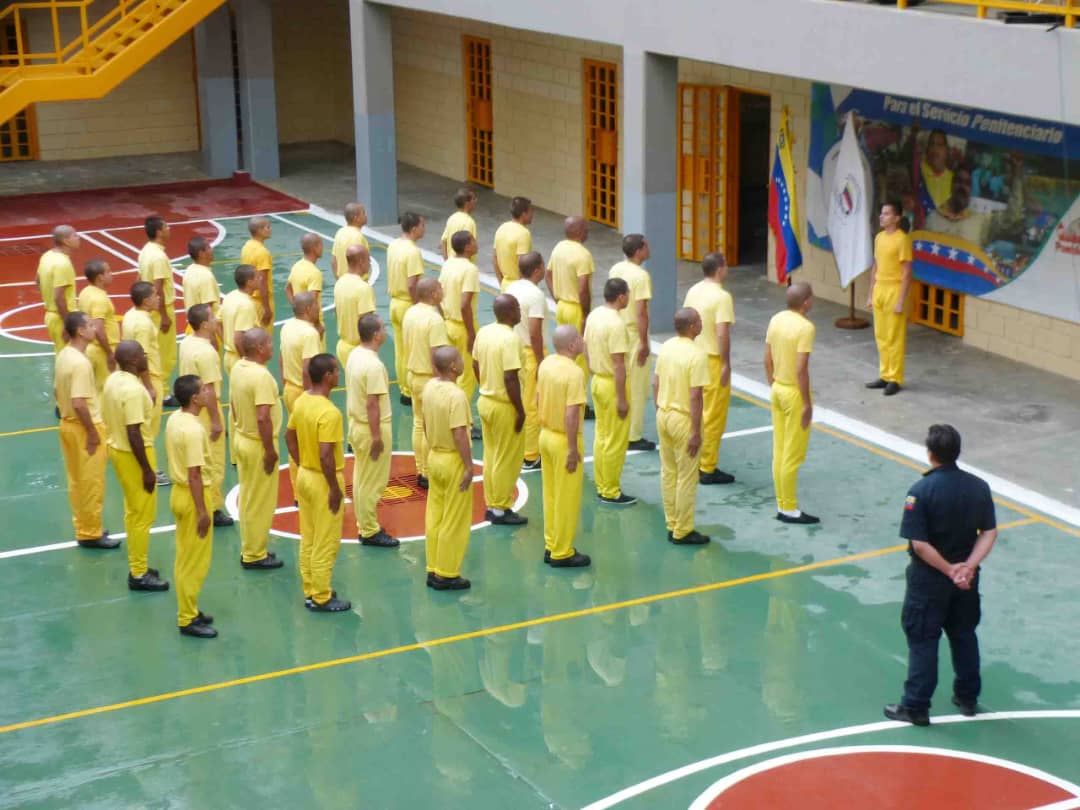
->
xmin=904 ymin=495 xmax=917 ymax=511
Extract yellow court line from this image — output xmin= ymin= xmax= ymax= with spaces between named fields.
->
xmin=0 ymin=543 xmax=907 ymax=737
xmin=0 ymin=425 xmax=57 ymax=439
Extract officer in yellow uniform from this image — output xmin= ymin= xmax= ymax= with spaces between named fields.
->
xmin=55 ymin=312 xmax=115 ymax=549
xmin=37 ymin=225 xmax=80 ymax=352
xmin=440 ymin=231 xmax=481 ymax=404
xmin=583 ymin=278 xmax=635 ymax=505
xmin=181 ymin=237 xmax=222 ymax=346
xmin=505 ymin=253 xmax=549 ymax=470
xmin=331 ymin=202 xmax=370 ymax=279
xmin=402 ymin=277 xmax=449 ymax=487
xmin=422 ymin=346 xmax=475 ymax=590
xmin=240 ymin=216 xmax=275 ymax=326
xmin=440 ymin=188 xmax=478 ymax=262
xmin=866 ymin=200 xmax=913 ymax=396
xmin=285 ymin=232 xmax=325 ymax=307
xmin=334 ymin=244 xmax=376 ymax=369
xmin=220 ymin=265 xmax=261 ymax=376
xmin=474 ymin=294 xmax=527 ymax=526
xmin=345 ymin=313 xmax=397 ymax=547
xmin=122 ymin=281 xmax=169 ymax=487
xmin=102 ymin=340 xmax=168 ymax=591
xmin=493 ymin=196 xmax=533 ymax=291
xmin=77 ymin=260 xmax=118 ymax=393
xmin=387 ymin=212 xmax=426 ymax=403
xmin=138 ymin=216 xmax=178 ymax=390
xmin=765 ymin=282 xmax=819 ymax=525
xmin=654 ymin=308 xmax=711 ymax=545
xmin=280 ymin=291 xmax=323 ymax=494
xmin=165 ymin=374 xmax=217 ymax=639
xmin=230 ymin=328 xmax=285 ymax=569
xmin=609 ymin=233 xmax=655 ymax=451
xmin=683 ymin=252 xmax=736 ymax=484
xmin=537 ymin=325 xmax=591 ymax=567
xmin=286 ymin=354 xmax=350 ymax=612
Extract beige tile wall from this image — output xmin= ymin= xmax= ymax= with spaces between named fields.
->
xmin=963 ymin=297 xmax=1080 ymax=379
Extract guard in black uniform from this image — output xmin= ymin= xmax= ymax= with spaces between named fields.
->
xmin=884 ymin=424 xmax=998 ymax=726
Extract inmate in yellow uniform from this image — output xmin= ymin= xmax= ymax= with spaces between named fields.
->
xmin=493 ymin=221 xmax=531 ymax=291
xmin=683 ymin=279 xmax=735 ymax=473
xmin=766 ymin=310 xmax=815 ymax=513
xmin=78 ymin=284 xmax=119 ymax=392
xmin=241 ymin=239 xmax=274 ymax=320
xmin=584 ymin=306 xmax=630 ymax=499
xmin=402 ymin=302 xmax=449 ymax=478
xmin=537 ymin=354 xmax=587 ymax=561
xmin=230 ymin=358 xmax=281 ymax=563
xmin=609 ymin=260 xmax=653 ymax=443
xmin=289 ymin=392 xmax=345 ymax=604
xmin=334 ymin=273 xmax=375 ymax=369
xmin=178 ymin=335 xmax=226 ymax=511
xmin=280 ymin=316 xmax=321 ymax=493
xmin=332 ymin=225 xmax=369 ymax=279
xmin=37 ymin=249 xmax=76 ymax=352
xmin=422 ymin=378 xmax=472 ymax=578
xmin=219 ymin=289 xmax=260 ymax=375
xmin=386 ymin=237 xmax=425 ymax=397
xmin=872 ymin=229 xmax=913 ymax=385
xmin=287 ymin=258 xmax=324 ymax=297
xmin=182 ymin=263 xmax=221 ymax=337
xmin=345 ymin=346 xmax=392 ymax=539
xmin=441 ymin=211 xmax=478 ymax=263
xmin=505 ymin=278 xmax=548 ymax=463
xmin=473 ymin=322 xmax=524 ymax=510
xmin=655 ymin=336 xmax=710 ymax=539
xmin=102 ymin=370 xmax=157 ymax=577
xmin=549 ymin=239 xmax=593 ymax=381
xmin=166 ymin=410 xmax=214 ymax=627
xmin=122 ymin=307 xmax=164 ymax=442
xmin=138 ymin=241 xmax=177 ymax=380
xmin=55 ymin=345 xmax=106 ymax=540
xmin=440 ymin=256 xmax=480 ymax=400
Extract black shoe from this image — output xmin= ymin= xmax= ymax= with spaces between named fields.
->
xmin=884 ymin=703 xmax=929 ymax=726
xmin=521 ymin=457 xmax=541 ymax=471
xmin=163 ymin=395 xmax=180 ymax=408
xmin=194 ymin=610 xmax=214 ymax=625
xmin=951 ymin=695 xmax=978 ymax=717
xmin=307 ymin=596 xmax=352 ymax=612
xmin=584 ymin=405 xmax=595 ymax=420
xmin=431 ymin=575 xmax=471 ymax=591
xmin=671 ymin=530 xmax=711 ymax=545
xmin=426 ymin=572 xmax=436 ymax=587
xmin=865 ymin=378 xmax=887 ymax=389
xmin=400 ymin=394 xmax=412 ymax=406
xmin=543 ymin=550 xmax=551 ymax=563
xmin=627 ymin=438 xmax=656 ymax=452
xmin=598 ymin=493 xmax=637 ymax=506
xmin=776 ymin=511 xmax=821 ymax=525
xmin=128 ymin=570 xmax=169 ymax=591
xmin=179 ymin=622 xmax=218 ymax=638
xmin=304 ymin=589 xmax=336 ymax=607
xmin=55 ymin=405 xmax=61 ymax=420
xmin=241 ymin=554 xmax=284 ymax=570
xmin=471 ymin=426 xmax=483 ymax=441
xmin=360 ymin=530 xmax=399 ymax=548
xmin=77 ymin=533 xmax=120 ymax=549
xmin=212 ymin=510 xmax=234 ymax=527
xmin=416 ymin=474 xmax=429 ymax=490
xmin=548 ymin=552 xmax=591 ymax=568
xmin=486 ymin=509 xmax=528 ymax=526
xmin=700 ymin=470 xmax=735 ymax=485
xmin=884 ymin=382 xmax=902 ymax=396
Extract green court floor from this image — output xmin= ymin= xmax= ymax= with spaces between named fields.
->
xmin=1 ymin=211 xmax=1078 ymax=808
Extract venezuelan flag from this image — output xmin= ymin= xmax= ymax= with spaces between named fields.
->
xmin=768 ymin=108 xmax=803 ymax=284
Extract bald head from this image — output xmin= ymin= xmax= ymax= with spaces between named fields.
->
xmin=241 ymin=327 xmax=270 ymax=357
xmin=433 ymin=345 xmax=460 ymax=374
xmin=292 ymin=291 xmax=317 ymax=318
xmin=344 ymin=202 xmax=366 ymax=226
xmin=53 ymin=225 xmax=76 ymax=245
xmin=417 ymin=276 xmax=440 ymax=303
xmin=248 ymin=216 xmax=270 ymax=237
xmin=674 ymin=307 xmax=701 ymax=336
xmin=786 ymin=282 xmax=814 ymax=311
xmin=493 ymin=294 xmax=521 ymax=326
xmin=564 ymin=216 xmax=588 ymax=242
xmin=114 ymin=339 xmax=142 ymax=368
xmin=346 ymin=243 xmax=369 ymax=272
xmin=300 ymin=232 xmax=322 ymax=254
xmin=552 ymin=324 xmax=580 ymax=353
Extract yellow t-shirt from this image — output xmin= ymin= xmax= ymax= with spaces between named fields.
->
xmin=537 ymin=354 xmax=587 ymax=433
xmin=473 ymin=322 xmax=523 ymax=401
xmin=402 ymin=302 xmax=449 ymax=376
xmin=387 ymin=237 xmax=424 ymax=301
xmin=874 ymin=229 xmax=913 ymax=285
xmin=345 ymin=345 xmax=391 ymax=426
xmin=766 ymin=310 xmax=815 ymax=387
xmin=921 ymin=161 xmax=953 ymax=211
xmin=422 ymin=378 xmax=470 ymax=450
xmin=220 ymin=290 xmax=260 ymax=356
xmin=683 ymin=279 xmax=735 ymax=357
xmin=288 ymin=392 xmax=344 ymax=471
xmin=334 ymin=274 xmax=376 ymax=346
xmin=55 ymin=345 xmax=101 ymax=422
xmin=229 ymin=358 xmax=281 ymax=438
xmin=37 ymin=249 xmax=76 ymax=314
xmin=505 ymin=279 xmax=549 ymax=356
xmin=138 ymin=242 xmax=175 ymax=308
xmin=122 ymin=308 xmax=161 ymax=379
xmin=493 ymin=220 xmax=531 ymax=282
xmin=178 ymin=335 xmax=223 ymax=396
xmin=102 ymin=370 xmax=154 ymax=451
xmin=279 ymin=317 xmax=322 ymax=388
xmin=165 ymin=410 xmax=210 ymax=485
xmin=77 ymin=284 xmax=119 ymax=348
xmin=182 ymin=263 xmax=221 ymax=315
xmin=583 ymin=305 xmax=629 ymax=377
xmin=549 ymin=239 xmax=594 ymax=303
xmin=441 ymin=211 xmax=478 ymax=263
xmin=332 ymin=225 xmax=369 ymax=279
xmin=439 ymin=257 xmax=480 ymax=323
xmin=608 ymin=260 xmax=652 ymax=334
xmin=655 ymin=336 xmax=709 ymax=414
xmin=241 ymin=239 xmax=274 ymax=315
xmin=287 ymin=258 xmax=324 ymax=295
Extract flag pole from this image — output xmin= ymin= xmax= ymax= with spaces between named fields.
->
xmin=835 ymin=285 xmax=869 ymax=329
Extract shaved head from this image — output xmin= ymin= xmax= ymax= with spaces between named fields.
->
xmin=241 ymin=327 xmax=270 ymax=356
xmin=292 ymin=291 xmax=317 ymax=316
xmin=674 ymin=307 xmax=700 ymax=335
xmin=248 ymin=216 xmax=270 ymax=236
xmin=53 ymin=225 xmax=76 ymax=245
xmin=564 ymin=216 xmax=587 ymax=241
xmin=114 ymin=339 xmax=144 ymax=370
xmin=786 ymin=282 xmax=813 ymax=310
xmin=344 ymin=202 xmax=366 ymax=225
xmin=300 ymin=232 xmax=322 ymax=253
xmin=433 ymin=345 xmax=460 ymax=373
xmin=493 ymin=294 xmax=521 ymax=326
xmin=552 ymin=324 xmax=579 ymax=353
xmin=346 ymin=243 xmax=369 ymax=269
xmin=417 ymin=276 xmax=440 ymax=302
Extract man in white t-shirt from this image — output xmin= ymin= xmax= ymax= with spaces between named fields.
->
xmin=505 ymin=252 xmax=549 ymax=470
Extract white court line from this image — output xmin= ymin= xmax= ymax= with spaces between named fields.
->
xmin=1034 ymin=800 xmax=1080 ymax=810
xmin=0 ymin=209 xmax=311 ymax=243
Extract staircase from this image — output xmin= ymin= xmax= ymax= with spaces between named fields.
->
xmin=0 ymin=0 xmax=227 ymax=126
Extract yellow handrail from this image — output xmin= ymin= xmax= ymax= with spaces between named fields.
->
xmin=896 ymin=0 xmax=1076 ymax=26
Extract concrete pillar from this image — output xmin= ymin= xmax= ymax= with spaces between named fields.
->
xmin=193 ymin=7 xmax=238 ymax=178
xmin=349 ymin=0 xmax=398 ymax=226
xmin=622 ymin=50 xmax=678 ymax=332
xmin=233 ymin=0 xmax=279 ymax=180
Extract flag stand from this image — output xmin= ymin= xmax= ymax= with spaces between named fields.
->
xmin=835 ymin=286 xmax=869 ymax=330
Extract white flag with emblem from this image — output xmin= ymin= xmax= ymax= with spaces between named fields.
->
xmin=826 ymin=112 xmax=873 ymax=289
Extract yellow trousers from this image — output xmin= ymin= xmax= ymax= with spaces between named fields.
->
xmin=86 ymin=344 xmax=111 ymax=393
xmin=539 ymin=428 xmax=583 ymax=560
xmin=297 ymin=466 xmax=345 ymax=603
xmin=171 ymin=483 xmax=214 ymax=626
xmin=109 ymin=446 xmax=158 ymax=577
xmin=591 ymin=374 xmax=630 ymax=499
xmin=59 ymin=418 xmax=106 ymax=540
xmin=198 ymin=405 xmax=226 ymax=511
xmin=556 ymin=300 xmax=589 ymax=382
xmin=770 ymin=382 xmax=811 ymax=512
xmin=478 ymin=396 xmax=524 ymax=510
xmin=446 ymin=320 xmax=476 ymax=401
xmin=149 ymin=374 xmax=164 ymax=441
xmin=424 ymin=449 xmax=472 ymax=577
xmin=658 ymin=410 xmax=699 ymax=538
xmin=235 ymin=432 xmax=277 ymax=563
xmin=873 ymin=282 xmax=908 ymax=385
xmin=45 ymin=311 xmax=65 ymax=352
xmin=625 ymin=327 xmax=652 ymax=442
xmin=349 ymin=421 xmax=392 ymax=538
xmin=158 ymin=314 xmax=177 ymax=382
xmin=336 ymin=338 xmax=357 ymax=372
xmin=522 ymin=350 xmax=541 ymax=462
xmin=700 ymin=355 xmax=732 ymax=473
xmin=390 ymin=297 xmax=412 ymax=397
xmin=284 ymin=380 xmax=304 ymax=495
xmin=409 ymin=371 xmax=432 ymax=477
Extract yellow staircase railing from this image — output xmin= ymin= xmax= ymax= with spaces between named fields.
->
xmin=0 ymin=0 xmax=227 ymax=126
xmin=896 ymin=0 xmax=1077 ymax=26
